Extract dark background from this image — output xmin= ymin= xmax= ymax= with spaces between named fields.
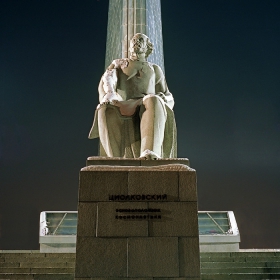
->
xmin=0 ymin=0 xmax=279 ymax=249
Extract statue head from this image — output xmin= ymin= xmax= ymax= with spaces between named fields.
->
xmin=129 ymin=33 xmax=153 ymax=60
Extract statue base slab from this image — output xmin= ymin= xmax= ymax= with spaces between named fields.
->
xmin=75 ymin=159 xmax=200 ymax=280
xmin=86 ymin=156 xmax=190 ymax=167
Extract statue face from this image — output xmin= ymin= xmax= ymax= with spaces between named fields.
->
xmin=129 ymin=34 xmax=148 ymax=56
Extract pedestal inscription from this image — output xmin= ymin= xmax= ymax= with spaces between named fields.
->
xmin=75 ymin=162 xmax=201 ymax=280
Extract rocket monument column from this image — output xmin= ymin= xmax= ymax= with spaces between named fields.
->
xmin=105 ymin=0 xmax=165 ymax=72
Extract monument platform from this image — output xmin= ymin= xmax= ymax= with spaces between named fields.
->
xmin=86 ymin=156 xmax=190 ymax=167
xmin=75 ymin=159 xmax=200 ymax=279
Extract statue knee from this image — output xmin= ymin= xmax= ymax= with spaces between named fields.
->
xmin=143 ymin=95 xmax=162 ymax=109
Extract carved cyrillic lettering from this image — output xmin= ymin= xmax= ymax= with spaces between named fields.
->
xmin=109 ymin=194 xmax=168 ymax=201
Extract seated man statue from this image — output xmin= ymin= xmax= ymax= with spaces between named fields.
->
xmin=88 ymin=33 xmax=177 ymax=159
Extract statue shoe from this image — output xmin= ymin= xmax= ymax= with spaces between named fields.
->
xmin=139 ymin=149 xmax=160 ymax=160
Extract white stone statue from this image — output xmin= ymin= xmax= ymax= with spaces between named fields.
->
xmin=89 ymin=33 xmax=177 ymax=159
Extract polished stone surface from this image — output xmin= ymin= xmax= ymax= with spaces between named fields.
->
xmin=75 ymin=161 xmax=200 ymax=279
xmin=128 ymin=237 xmax=179 ymax=277
xmin=97 ymin=201 xmax=148 ymax=237
xmin=75 ymin=237 xmax=127 ymax=277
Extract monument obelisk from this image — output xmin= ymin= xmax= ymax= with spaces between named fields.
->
xmin=75 ymin=1 xmax=201 ymax=279
xmin=105 ymin=0 xmax=165 ymax=72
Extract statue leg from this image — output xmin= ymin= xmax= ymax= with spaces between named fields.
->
xmin=140 ymin=95 xmax=167 ymax=157
xmin=97 ymin=105 xmax=123 ymax=157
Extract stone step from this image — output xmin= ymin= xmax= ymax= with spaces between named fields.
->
xmin=3 ymin=266 xmax=280 ymax=273
xmin=201 ymin=261 xmax=280 ymax=268
xmin=1 ymin=251 xmax=280 ymax=279
xmin=201 ymin=267 xmax=280 ymax=273
xmin=201 ymin=273 xmax=280 ymax=280
xmin=0 ymin=268 xmax=75 ymax=273
xmin=1 ymin=273 xmax=280 ymax=280
xmin=0 ymin=253 xmax=75 ymax=258
xmin=0 ymin=274 xmax=74 ymax=279
xmin=203 ymin=251 xmax=280 ymax=256
xmin=201 ymin=256 xmax=280 ymax=263
xmin=0 ymin=262 xmax=75 ymax=268
xmin=0 ymin=258 xmax=75 ymax=267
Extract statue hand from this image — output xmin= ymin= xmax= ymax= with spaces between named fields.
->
xmin=100 ymin=92 xmax=120 ymax=104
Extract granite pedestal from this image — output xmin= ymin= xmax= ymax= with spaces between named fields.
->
xmin=75 ymin=158 xmax=201 ymax=280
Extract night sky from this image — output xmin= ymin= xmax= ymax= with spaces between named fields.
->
xmin=1 ymin=0 xmax=279 ymax=250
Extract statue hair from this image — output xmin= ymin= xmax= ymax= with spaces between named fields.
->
xmin=130 ymin=33 xmax=153 ymax=58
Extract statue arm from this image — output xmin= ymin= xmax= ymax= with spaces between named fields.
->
xmin=154 ymin=65 xmax=174 ymax=109
xmin=99 ymin=61 xmax=123 ymax=104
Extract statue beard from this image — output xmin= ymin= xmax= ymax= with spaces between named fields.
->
xmin=130 ymin=50 xmax=146 ymax=61
xmin=130 ymin=45 xmax=147 ymax=61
